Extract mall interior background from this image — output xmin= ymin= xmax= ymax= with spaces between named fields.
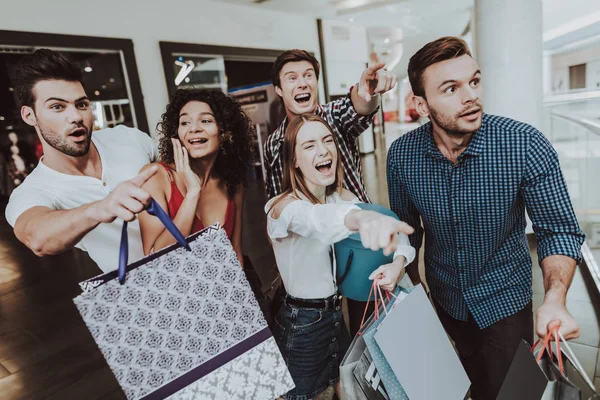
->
xmin=0 ymin=0 xmax=600 ymax=398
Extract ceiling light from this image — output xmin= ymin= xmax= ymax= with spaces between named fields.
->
xmin=0 ymin=116 xmax=4 ymax=121
xmin=84 ymin=66 xmax=93 ymax=72
xmin=94 ymin=90 xmax=100 ymax=96
xmin=101 ymin=85 xmax=107 ymax=89
xmin=384 ymin=38 xmax=390 ymax=44
xmin=184 ymin=77 xmax=191 ymax=83
xmin=109 ymin=78 xmax=115 ymax=83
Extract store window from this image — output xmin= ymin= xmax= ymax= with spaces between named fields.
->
xmin=159 ymin=42 xmax=286 ymax=177
xmin=168 ymin=53 xmax=227 ymax=92
xmin=0 ymin=30 xmax=148 ymax=199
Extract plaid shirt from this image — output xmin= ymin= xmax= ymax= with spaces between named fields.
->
xmin=387 ymin=114 xmax=585 ymax=328
xmin=264 ymin=93 xmax=375 ymax=202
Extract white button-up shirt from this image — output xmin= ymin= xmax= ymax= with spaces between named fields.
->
xmin=265 ymin=192 xmax=415 ymax=299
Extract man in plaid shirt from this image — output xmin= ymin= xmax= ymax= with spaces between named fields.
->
xmin=387 ymin=36 xmax=586 ymax=399
xmin=264 ymin=49 xmax=398 ymax=204
xmin=264 ymin=49 xmax=399 ymax=336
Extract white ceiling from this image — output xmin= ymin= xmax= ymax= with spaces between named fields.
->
xmin=216 ymin=0 xmax=408 ymax=18
xmin=217 ymin=0 xmax=471 ymax=37
xmin=218 ymin=0 xmax=599 ymax=38
xmin=542 ymin=0 xmax=600 ymax=33
xmin=216 ymin=0 xmax=600 ymax=62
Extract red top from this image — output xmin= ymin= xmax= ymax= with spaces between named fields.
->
xmin=159 ymin=163 xmax=235 ymax=240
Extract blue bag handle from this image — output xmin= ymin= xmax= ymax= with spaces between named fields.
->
xmin=118 ymin=198 xmax=190 ymax=284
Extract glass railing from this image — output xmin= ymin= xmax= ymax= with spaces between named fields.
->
xmin=543 ymin=92 xmax=600 ymax=286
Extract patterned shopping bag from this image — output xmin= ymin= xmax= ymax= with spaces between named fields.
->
xmin=73 ymin=199 xmax=295 ymax=400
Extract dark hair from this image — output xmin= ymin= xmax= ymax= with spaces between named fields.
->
xmin=156 ymin=89 xmax=253 ymax=195
xmin=14 ymin=48 xmax=84 ymax=108
xmin=407 ymin=36 xmax=472 ymax=98
xmin=271 ymin=49 xmax=320 ymax=88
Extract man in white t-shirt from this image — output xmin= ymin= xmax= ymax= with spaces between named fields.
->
xmin=5 ymin=49 xmax=159 ymax=273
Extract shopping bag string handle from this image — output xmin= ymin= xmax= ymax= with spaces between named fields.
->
xmin=533 ymin=326 xmax=564 ymax=375
xmin=533 ymin=327 xmax=596 ymax=391
xmin=118 ymin=198 xmax=190 ymax=284
xmin=358 ymin=278 xmax=393 ymax=335
xmin=556 ymin=330 xmax=596 ymax=391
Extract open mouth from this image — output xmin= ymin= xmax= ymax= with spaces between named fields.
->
xmin=460 ymin=108 xmax=481 ymax=118
xmin=315 ymin=160 xmax=333 ymax=175
xmin=69 ymin=128 xmax=88 ymax=140
xmin=189 ymin=138 xmax=209 ymax=145
xmin=294 ymin=93 xmax=311 ymax=105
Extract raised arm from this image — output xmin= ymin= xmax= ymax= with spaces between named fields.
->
xmin=351 ymin=62 xmax=398 ymax=115
xmin=139 ymin=141 xmax=204 ymax=254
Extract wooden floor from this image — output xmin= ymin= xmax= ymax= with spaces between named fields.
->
xmin=0 ymin=203 xmax=126 ymax=399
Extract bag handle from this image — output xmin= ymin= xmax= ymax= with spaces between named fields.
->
xmin=118 ymin=198 xmax=190 ymax=284
xmin=357 ymin=278 xmax=394 ymax=335
xmin=534 ymin=326 xmax=563 ymax=369
xmin=532 ymin=327 xmax=566 ymax=378
xmin=336 ymin=249 xmax=354 ymax=286
xmin=557 ymin=330 xmax=596 ymax=392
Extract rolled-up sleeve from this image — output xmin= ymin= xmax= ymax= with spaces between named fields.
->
xmin=522 ymin=130 xmax=585 ymax=263
xmin=325 ymin=94 xmax=377 ymax=143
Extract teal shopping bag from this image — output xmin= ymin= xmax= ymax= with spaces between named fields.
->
xmin=334 ymin=203 xmax=401 ymax=301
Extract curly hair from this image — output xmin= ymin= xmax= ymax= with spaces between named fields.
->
xmin=157 ymin=89 xmax=254 ymax=195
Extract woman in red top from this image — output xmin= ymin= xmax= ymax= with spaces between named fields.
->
xmin=138 ymin=89 xmax=253 ymax=266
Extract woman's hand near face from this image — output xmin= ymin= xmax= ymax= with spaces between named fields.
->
xmin=172 ymin=138 xmax=202 ymax=196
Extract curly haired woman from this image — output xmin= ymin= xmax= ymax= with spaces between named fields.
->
xmin=138 ymin=89 xmax=253 ymax=265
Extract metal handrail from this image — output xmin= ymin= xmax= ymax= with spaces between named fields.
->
xmin=550 ymin=111 xmax=600 ymax=136
xmin=581 ymin=242 xmax=600 ymax=293
xmin=545 ymin=110 xmax=600 ymax=294
xmin=544 ymin=90 xmax=600 ymax=104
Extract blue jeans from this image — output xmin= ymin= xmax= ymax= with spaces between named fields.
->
xmin=273 ymin=295 xmax=351 ymax=400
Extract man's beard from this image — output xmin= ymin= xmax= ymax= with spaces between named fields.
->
xmin=38 ymin=121 xmax=92 ymax=157
xmin=428 ymin=103 xmax=483 ymax=137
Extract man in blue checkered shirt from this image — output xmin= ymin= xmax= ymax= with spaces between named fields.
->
xmin=387 ymin=37 xmax=585 ymax=399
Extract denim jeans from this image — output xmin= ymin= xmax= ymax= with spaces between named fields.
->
xmin=273 ymin=296 xmax=351 ymax=400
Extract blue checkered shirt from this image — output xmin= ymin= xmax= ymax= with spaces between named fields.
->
xmin=387 ymin=114 xmax=585 ymax=328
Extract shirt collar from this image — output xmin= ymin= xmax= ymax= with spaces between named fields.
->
xmin=424 ymin=113 xmax=488 ymax=159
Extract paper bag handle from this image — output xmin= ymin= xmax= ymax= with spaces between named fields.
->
xmin=119 ymin=198 xmax=190 ymax=284
xmin=557 ymin=330 xmax=596 ymax=392
xmin=358 ymin=278 xmax=394 ymax=335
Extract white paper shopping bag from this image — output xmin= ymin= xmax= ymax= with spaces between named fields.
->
xmin=373 ymin=284 xmax=470 ymax=400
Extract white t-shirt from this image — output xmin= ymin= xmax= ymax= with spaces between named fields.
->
xmin=5 ymin=125 xmax=158 ymax=273
xmin=265 ymin=192 xmax=415 ymax=299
